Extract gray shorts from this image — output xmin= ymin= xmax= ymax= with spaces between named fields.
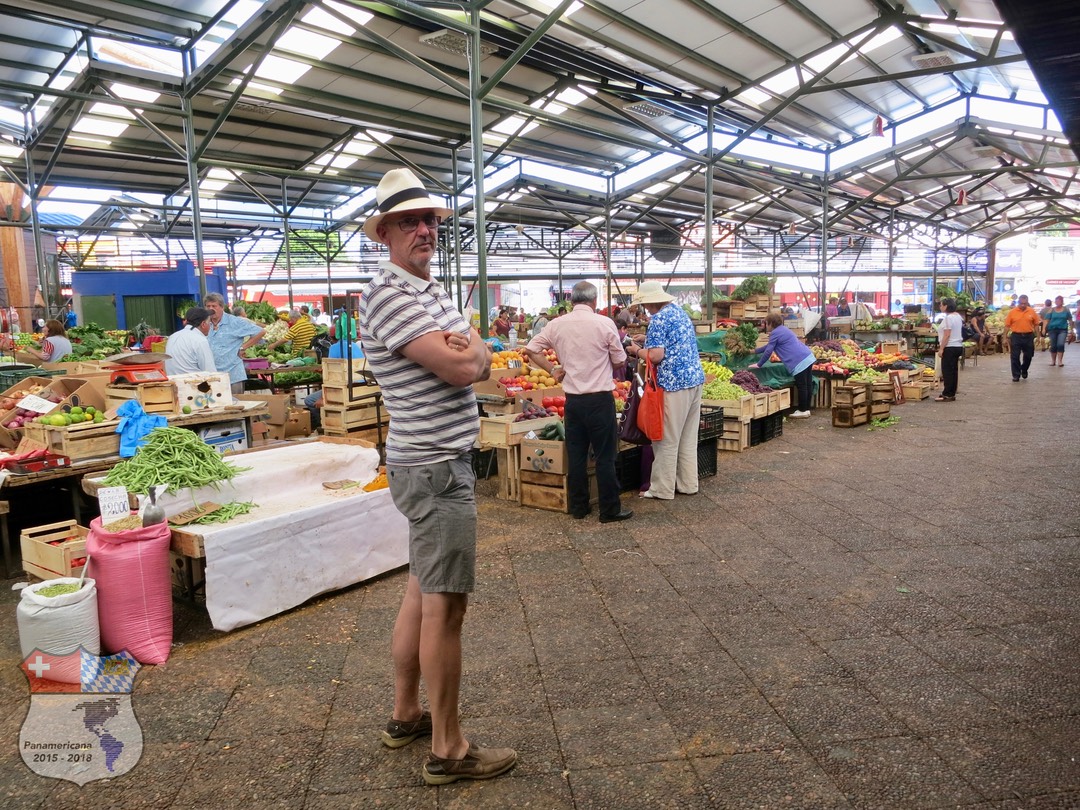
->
xmin=386 ymin=456 xmax=477 ymax=594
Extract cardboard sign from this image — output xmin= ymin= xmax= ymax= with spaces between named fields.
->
xmin=97 ymin=486 xmax=131 ymax=525
xmin=168 ymin=502 xmax=223 ymax=526
xmin=15 ymin=394 xmax=57 ymax=415
xmin=889 ymin=370 xmax=906 ymax=404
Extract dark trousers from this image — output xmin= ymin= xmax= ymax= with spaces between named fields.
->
xmin=564 ymin=392 xmax=621 ymax=518
xmin=793 ymin=366 xmax=813 ymax=411
xmin=940 ymin=346 xmax=963 ymax=397
xmin=1010 ymin=333 xmax=1035 ymax=379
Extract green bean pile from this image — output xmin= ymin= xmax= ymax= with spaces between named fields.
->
xmin=189 ymin=501 xmax=257 ymax=525
xmin=102 ymin=426 xmax=249 ymax=494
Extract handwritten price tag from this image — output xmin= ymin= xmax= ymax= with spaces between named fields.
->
xmin=97 ymin=486 xmax=131 ymax=525
xmin=15 ymin=394 xmax=58 ymax=415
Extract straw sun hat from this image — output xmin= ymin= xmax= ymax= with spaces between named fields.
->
xmin=362 ymin=168 xmax=453 ymax=244
xmin=633 ymin=281 xmax=675 ymax=305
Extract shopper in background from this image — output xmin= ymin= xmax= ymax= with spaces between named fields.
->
xmin=358 ymin=167 xmax=515 ymax=786
xmin=627 ymin=280 xmax=705 ymax=499
xmin=265 ymin=307 xmax=316 ymax=357
xmin=616 ymin=302 xmax=641 ymax=329
xmin=492 ymin=308 xmax=512 ymax=339
xmin=969 ymin=308 xmax=992 ymax=355
xmin=836 ymin=297 xmax=851 ymax=317
xmin=530 ymin=309 xmax=549 ymax=338
xmin=63 ymin=302 xmax=77 ymax=330
xmin=14 ymin=319 xmax=73 ymax=363
xmin=749 ymin=312 xmax=815 ymax=416
xmin=935 ymin=298 xmax=964 ymax=402
xmin=203 ymin=292 xmax=265 ymax=394
xmin=1004 ymin=294 xmax=1041 ymax=382
xmin=525 ymin=281 xmax=632 ymax=523
xmin=1043 ymin=295 xmax=1074 ymax=367
xmin=164 ymin=307 xmax=215 ymax=375
xmin=1038 ymin=299 xmax=1053 ymax=322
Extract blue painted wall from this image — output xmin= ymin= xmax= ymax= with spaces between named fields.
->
xmin=71 ymin=262 xmax=228 ymax=329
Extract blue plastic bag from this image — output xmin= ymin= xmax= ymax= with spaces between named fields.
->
xmin=114 ymin=400 xmax=167 ymax=458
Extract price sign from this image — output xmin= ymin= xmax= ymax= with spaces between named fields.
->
xmin=15 ymin=394 xmax=58 ymax=415
xmin=97 ymin=486 xmax=131 ymax=525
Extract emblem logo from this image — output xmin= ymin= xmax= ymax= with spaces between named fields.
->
xmin=19 ymin=648 xmax=144 ymax=785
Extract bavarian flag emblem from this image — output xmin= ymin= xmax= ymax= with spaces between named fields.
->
xmin=19 ymin=648 xmax=144 ymax=785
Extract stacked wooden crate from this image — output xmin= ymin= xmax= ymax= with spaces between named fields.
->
xmin=832 ymin=384 xmax=869 ymax=427
xmin=739 ymin=294 xmax=782 ymax=320
xmin=320 ymin=359 xmax=385 ymax=440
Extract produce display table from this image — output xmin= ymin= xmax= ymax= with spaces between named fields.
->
xmin=83 ymin=438 xmax=408 ymax=631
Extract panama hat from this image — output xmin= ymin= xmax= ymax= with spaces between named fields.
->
xmin=633 ymin=280 xmax=675 ymax=305
xmin=362 ymin=168 xmax=454 ymax=244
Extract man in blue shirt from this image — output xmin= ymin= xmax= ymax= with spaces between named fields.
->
xmin=203 ymin=293 xmax=266 ymax=394
xmin=63 ymin=302 xmax=77 ymax=330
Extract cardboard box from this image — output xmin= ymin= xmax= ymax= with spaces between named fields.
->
xmin=170 ymin=371 xmax=233 ymax=410
xmin=196 ymin=420 xmax=248 ymax=455
xmin=267 ymin=408 xmax=311 ymax=440
xmin=0 ymin=376 xmax=106 ymax=449
xmin=514 ymin=385 xmax=565 ymax=408
xmin=520 ymin=438 xmax=567 ymax=474
xmin=236 ymin=393 xmax=293 ymax=424
xmin=471 ymin=368 xmax=519 ymax=399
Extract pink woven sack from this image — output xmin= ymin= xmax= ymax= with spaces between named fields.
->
xmin=86 ymin=517 xmax=173 ymax=664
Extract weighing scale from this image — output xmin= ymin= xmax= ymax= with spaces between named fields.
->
xmin=104 ymin=352 xmax=171 ymax=385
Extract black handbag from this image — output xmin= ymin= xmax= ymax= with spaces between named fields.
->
xmin=618 ymin=370 xmax=650 ymax=445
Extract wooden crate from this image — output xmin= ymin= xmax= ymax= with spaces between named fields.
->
xmin=727 ymin=301 xmax=746 ymax=319
xmin=766 ymin=391 xmax=780 ymax=414
xmin=479 ymin=414 xmax=560 ymax=448
xmin=105 ymin=382 xmax=178 ymax=414
xmin=321 ymin=357 xmax=369 ymax=386
xmin=870 ymin=401 xmax=892 ymax=417
xmin=776 ymin=387 xmax=792 ymax=411
xmin=321 ymin=424 xmax=387 ymax=445
xmin=320 ymin=383 xmax=380 ymax=406
xmin=752 ymin=393 xmax=770 ymax=419
xmin=480 ymin=400 xmax=518 ymax=417
xmin=879 ymin=341 xmax=901 ymax=355
xmin=496 ymin=445 xmax=521 ymax=502
xmin=519 ymin=468 xmax=597 ymax=513
xmin=870 ymin=382 xmax=894 ymax=403
xmin=902 ymin=383 xmax=931 ymax=401
xmin=20 ymin=520 xmax=89 ymax=581
xmin=834 ymin=385 xmax=867 ymax=407
xmin=22 ymin=420 xmax=121 ymax=460
xmin=321 ymin=403 xmax=383 ymax=430
xmin=703 ymin=394 xmax=753 ymax=422
xmin=832 ymin=404 xmax=869 ymax=428
xmin=718 ymin=417 xmax=750 ymax=452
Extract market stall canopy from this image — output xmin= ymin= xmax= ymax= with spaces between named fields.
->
xmin=0 ymin=0 xmax=1076 ymax=245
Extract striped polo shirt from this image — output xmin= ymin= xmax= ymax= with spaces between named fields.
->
xmin=359 ymin=260 xmax=479 ymax=466
xmin=284 ymin=316 xmax=317 ymax=355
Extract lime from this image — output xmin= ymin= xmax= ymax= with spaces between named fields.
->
xmin=93 ymin=413 xmax=104 ymax=423
xmin=49 ymin=414 xmax=67 ymax=427
xmin=69 ymin=406 xmax=84 ymax=416
xmin=182 ymin=405 xmax=192 ymax=414
xmin=84 ymin=406 xmax=96 ymax=415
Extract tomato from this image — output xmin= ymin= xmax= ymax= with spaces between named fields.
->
xmin=557 ymin=407 xmax=564 ymax=416
xmin=553 ymin=396 xmax=566 ymax=407
xmin=542 ymin=396 xmax=555 ymax=408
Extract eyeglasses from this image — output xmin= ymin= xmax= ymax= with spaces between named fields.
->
xmin=394 ymin=214 xmax=442 ymax=232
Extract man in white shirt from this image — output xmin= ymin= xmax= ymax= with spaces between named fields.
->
xmin=164 ymin=307 xmax=216 ymax=375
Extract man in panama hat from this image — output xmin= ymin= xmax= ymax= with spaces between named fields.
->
xmin=358 ymin=168 xmax=516 ymax=785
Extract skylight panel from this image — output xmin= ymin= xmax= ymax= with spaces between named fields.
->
xmin=194 ymin=0 xmax=263 ymax=64
xmin=492 ymin=115 xmax=540 ymax=137
xmin=0 ymin=108 xmax=23 ymax=129
xmin=276 ymin=27 xmax=342 ymax=61
xmin=207 ymin=168 xmax=238 ymax=181
xmin=0 ymin=141 xmax=23 ymax=161
xmin=301 ymin=5 xmax=356 ymax=35
xmin=735 ymin=87 xmax=772 ymax=107
xmin=323 ymin=0 xmax=374 ymax=28
xmin=88 ymin=103 xmax=136 ymax=120
xmin=555 ymin=87 xmax=593 ymax=106
xmin=254 ymin=55 xmax=311 ymax=86
xmin=110 ymin=84 xmax=161 ymax=104
xmin=314 ymin=153 xmax=357 ymax=170
xmin=96 ymin=40 xmax=182 ymax=77
xmin=71 ymin=117 xmax=129 ymax=138
xmin=532 ymin=0 xmax=583 ymax=18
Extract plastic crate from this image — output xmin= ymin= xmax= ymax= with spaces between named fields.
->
xmin=698 ymin=405 xmax=724 ymax=440
xmin=697 ymin=437 xmax=718 ymax=478
xmin=615 ymin=445 xmax=643 ymax=492
xmin=0 ymin=366 xmax=63 ymax=389
xmin=750 ymin=413 xmax=783 ymax=446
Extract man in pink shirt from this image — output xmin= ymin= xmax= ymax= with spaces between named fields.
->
xmin=524 ymin=281 xmax=632 ymax=523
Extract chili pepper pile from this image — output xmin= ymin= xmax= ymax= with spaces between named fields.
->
xmin=102 ymin=426 xmax=249 ymax=494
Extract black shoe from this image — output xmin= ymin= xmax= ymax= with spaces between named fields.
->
xmin=1021 ymin=371 xmax=1028 ymax=379
xmin=570 ymin=511 xmax=590 ymax=520
xmin=599 ymin=509 xmax=633 ymax=523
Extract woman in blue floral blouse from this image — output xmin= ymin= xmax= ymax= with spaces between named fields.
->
xmin=627 ymin=282 xmax=706 ymax=499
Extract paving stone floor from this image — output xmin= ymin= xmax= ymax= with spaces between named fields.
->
xmin=1 ymin=351 xmax=1078 ymax=808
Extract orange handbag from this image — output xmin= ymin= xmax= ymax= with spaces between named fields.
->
xmin=636 ymin=355 xmax=664 ymax=441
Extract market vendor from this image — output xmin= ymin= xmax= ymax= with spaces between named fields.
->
xmin=164 ymin=307 xmax=216 ymax=375
xmin=203 ymin=292 xmax=265 ymax=394
xmin=749 ymin=311 xmax=814 ymax=419
xmin=265 ymin=307 xmax=316 ymax=357
xmin=7 ymin=319 xmax=72 ymax=363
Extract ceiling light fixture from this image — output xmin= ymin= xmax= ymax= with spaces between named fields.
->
xmin=911 ymin=51 xmax=956 ymax=70
xmin=623 ymin=100 xmax=668 ymax=119
xmin=419 ymin=29 xmax=496 ymax=57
